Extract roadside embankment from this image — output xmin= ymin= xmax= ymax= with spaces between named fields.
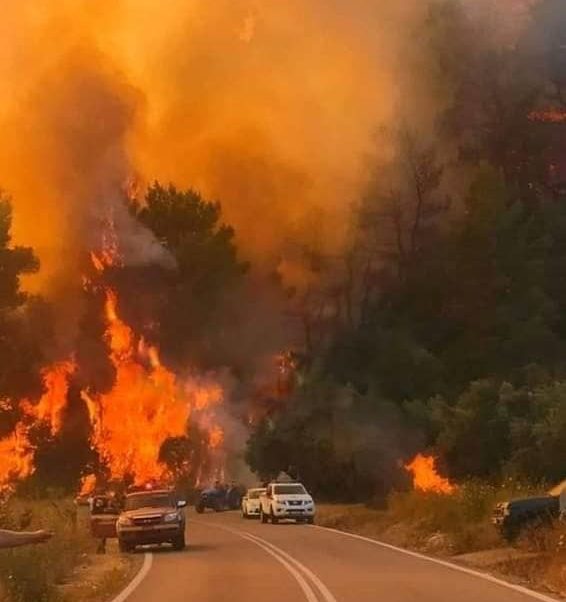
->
xmin=317 ymin=483 xmax=566 ymax=598
xmin=0 ymin=497 xmax=141 ymax=602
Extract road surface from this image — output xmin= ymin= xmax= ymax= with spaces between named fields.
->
xmin=122 ymin=510 xmax=554 ymax=602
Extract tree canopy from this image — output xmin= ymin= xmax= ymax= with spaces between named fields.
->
xmin=247 ymin=0 xmax=566 ymax=496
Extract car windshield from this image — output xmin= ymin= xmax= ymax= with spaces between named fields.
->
xmin=548 ymin=480 xmax=566 ymax=496
xmin=125 ymin=493 xmax=173 ymax=511
xmin=248 ymin=489 xmax=265 ymax=499
xmin=274 ymin=484 xmax=306 ymax=495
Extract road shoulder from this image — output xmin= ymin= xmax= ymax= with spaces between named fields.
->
xmin=58 ymin=540 xmax=144 ymax=602
xmin=316 ymin=504 xmax=566 ymax=600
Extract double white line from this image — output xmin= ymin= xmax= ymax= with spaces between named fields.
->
xmin=199 ymin=522 xmax=337 ymax=602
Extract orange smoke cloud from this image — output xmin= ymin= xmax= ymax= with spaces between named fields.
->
xmin=0 ymin=0 xmax=411 ymax=294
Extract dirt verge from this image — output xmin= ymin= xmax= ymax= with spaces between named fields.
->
xmin=58 ymin=540 xmax=143 ymax=602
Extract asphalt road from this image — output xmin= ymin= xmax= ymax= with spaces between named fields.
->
xmin=122 ymin=510 xmax=555 ymax=602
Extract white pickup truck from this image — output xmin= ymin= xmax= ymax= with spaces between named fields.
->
xmin=259 ymin=482 xmax=315 ymax=524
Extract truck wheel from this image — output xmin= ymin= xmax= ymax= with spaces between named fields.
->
xmin=261 ymin=509 xmax=268 ymax=523
xmin=173 ymin=532 xmax=186 ymax=551
xmin=270 ymin=507 xmax=278 ymax=524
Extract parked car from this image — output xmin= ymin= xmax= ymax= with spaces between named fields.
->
xmin=195 ymin=487 xmax=227 ymax=513
xmin=241 ymin=488 xmax=266 ymax=518
xmin=116 ymin=489 xmax=187 ymax=552
xmin=226 ymin=483 xmax=244 ymax=510
xmin=492 ymin=479 xmax=565 ymax=541
xmin=259 ymin=482 xmax=315 ymax=524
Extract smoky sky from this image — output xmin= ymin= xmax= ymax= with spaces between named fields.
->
xmin=0 ymin=0 xmax=537 ymax=295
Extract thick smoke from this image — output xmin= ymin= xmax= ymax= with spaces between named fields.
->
xmin=0 ymin=0 xmax=542 ymax=490
xmin=0 ymin=0 xmax=537 ymax=316
xmin=0 ymin=0 xmax=431 ymax=289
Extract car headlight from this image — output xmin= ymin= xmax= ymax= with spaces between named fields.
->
xmin=164 ymin=511 xmax=181 ymax=523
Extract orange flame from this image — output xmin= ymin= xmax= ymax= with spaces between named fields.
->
xmin=0 ymin=360 xmax=76 ymax=490
xmin=208 ymin=425 xmax=224 ymax=449
xmin=82 ymin=281 xmax=224 ymax=486
xmin=84 ymin=226 xmax=225 ymax=489
xmin=78 ymin=473 xmax=97 ymax=497
xmin=0 ymin=227 xmax=225 ymax=492
xmin=405 ymin=454 xmax=456 ymax=495
xmin=0 ymin=425 xmax=34 ymax=487
xmin=21 ymin=360 xmax=76 ymax=436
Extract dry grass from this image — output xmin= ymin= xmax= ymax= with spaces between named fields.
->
xmin=0 ymin=497 xmax=93 ymax=602
xmin=0 ymin=498 xmax=138 ymax=602
xmin=59 ymin=540 xmax=143 ymax=602
xmin=318 ymin=482 xmax=516 ymax=554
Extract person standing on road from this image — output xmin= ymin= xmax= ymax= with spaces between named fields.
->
xmin=0 ymin=529 xmax=52 ymax=549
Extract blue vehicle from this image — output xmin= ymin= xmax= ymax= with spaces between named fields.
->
xmin=195 ymin=487 xmax=227 ymax=513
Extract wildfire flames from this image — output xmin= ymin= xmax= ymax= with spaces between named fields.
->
xmin=405 ymin=454 xmax=456 ymax=495
xmin=82 ymin=283 xmax=224 ymax=486
xmin=0 ymin=361 xmax=76 ymax=489
xmin=0 ymin=243 xmax=225 ymax=493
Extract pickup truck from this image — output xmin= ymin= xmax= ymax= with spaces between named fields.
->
xmin=492 ymin=479 xmax=564 ymax=541
xmin=259 ymin=482 xmax=315 ymax=524
xmin=116 ymin=489 xmax=187 ymax=552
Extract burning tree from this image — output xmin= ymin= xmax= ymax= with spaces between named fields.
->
xmin=0 ymin=190 xmax=236 ymax=494
xmin=81 ymin=261 xmax=225 ymax=489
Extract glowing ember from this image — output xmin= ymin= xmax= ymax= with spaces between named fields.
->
xmin=529 ymin=109 xmax=566 ymax=124
xmin=405 ymin=454 xmax=456 ymax=495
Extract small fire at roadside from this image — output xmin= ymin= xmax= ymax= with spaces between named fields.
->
xmin=405 ymin=454 xmax=456 ymax=495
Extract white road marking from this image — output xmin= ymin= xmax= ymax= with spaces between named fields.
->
xmin=311 ymin=525 xmax=559 ymax=602
xmin=244 ymin=532 xmax=338 ymax=602
xmin=110 ymin=552 xmax=153 ymax=602
xmin=238 ymin=531 xmax=319 ymax=602
xmin=195 ymin=520 xmax=335 ymax=602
